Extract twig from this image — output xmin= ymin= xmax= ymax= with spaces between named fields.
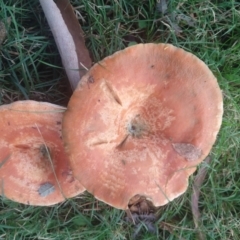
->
xmin=39 ymin=0 xmax=92 ymax=90
xmin=191 ymin=156 xmax=211 ymax=240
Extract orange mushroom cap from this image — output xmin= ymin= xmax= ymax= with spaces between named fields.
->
xmin=63 ymin=43 xmax=223 ymax=209
xmin=0 ymin=100 xmax=85 ymax=206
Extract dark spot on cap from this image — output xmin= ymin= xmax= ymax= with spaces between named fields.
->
xmin=88 ymin=76 xmax=94 ymax=83
xmin=38 ymin=182 xmax=55 ymax=197
xmin=56 ymin=121 xmax=61 ymax=125
xmin=131 ymin=125 xmax=136 ymax=131
xmin=165 ymin=74 xmax=170 ymax=79
xmin=39 ymin=144 xmax=51 ymax=159
xmin=172 ymin=143 xmax=202 ymax=161
xmin=121 ymin=159 xmax=126 ymax=165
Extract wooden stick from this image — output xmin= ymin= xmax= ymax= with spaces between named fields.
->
xmin=39 ymin=0 xmax=92 ymax=90
xmin=191 ymin=156 xmax=211 ymax=240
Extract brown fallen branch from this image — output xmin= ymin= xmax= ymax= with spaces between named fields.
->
xmin=39 ymin=0 xmax=92 ymax=90
xmin=191 ymin=156 xmax=211 ymax=240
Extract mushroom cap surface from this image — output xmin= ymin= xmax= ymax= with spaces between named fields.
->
xmin=63 ymin=43 xmax=223 ymax=209
xmin=0 ymin=100 xmax=85 ymax=205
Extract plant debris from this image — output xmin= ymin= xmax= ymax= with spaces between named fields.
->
xmin=125 ymin=195 xmax=158 ymax=239
xmin=156 ymin=0 xmax=168 ymax=15
xmin=191 ymin=156 xmax=212 ymax=240
xmin=125 ymin=213 xmax=157 ymax=239
xmin=0 ymin=17 xmax=11 ymax=45
xmin=156 ymin=0 xmax=196 ymax=35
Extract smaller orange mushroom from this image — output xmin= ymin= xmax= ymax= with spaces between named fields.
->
xmin=0 ymin=100 xmax=85 ymax=206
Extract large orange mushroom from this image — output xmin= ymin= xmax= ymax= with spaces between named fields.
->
xmin=62 ymin=43 xmax=223 ymax=210
xmin=0 ymin=100 xmax=85 ymax=205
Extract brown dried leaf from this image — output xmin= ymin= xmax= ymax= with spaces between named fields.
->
xmin=39 ymin=0 xmax=92 ymax=90
xmin=191 ymin=156 xmax=211 ymax=240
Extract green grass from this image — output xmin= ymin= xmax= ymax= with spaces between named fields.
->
xmin=1 ymin=0 xmax=240 ymax=239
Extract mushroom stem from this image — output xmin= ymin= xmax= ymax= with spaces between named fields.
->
xmin=39 ymin=0 xmax=92 ymax=90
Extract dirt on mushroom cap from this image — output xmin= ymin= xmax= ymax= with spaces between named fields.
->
xmin=62 ymin=43 xmax=223 ymax=209
xmin=0 ymin=100 xmax=85 ymax=206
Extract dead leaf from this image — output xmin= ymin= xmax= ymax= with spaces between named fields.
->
xmin=39 ymin=0 xmax=92 ymax=90
xmin=191 ymin=156 xmax=211 ymax=240
xmin=156 ymin=0 xmax=168 ymax=15
xmin=176 ymin=14 xmax=196 ymax=27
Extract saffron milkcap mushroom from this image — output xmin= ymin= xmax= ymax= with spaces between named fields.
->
xmin=0 ymin=100 xmax=85 ymax=206
xmin=62 ymin=43 xmax=223 ymax=209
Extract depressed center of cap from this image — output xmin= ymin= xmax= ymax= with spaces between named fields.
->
xmin=127 ymin=114 xmax=148 ymax=138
